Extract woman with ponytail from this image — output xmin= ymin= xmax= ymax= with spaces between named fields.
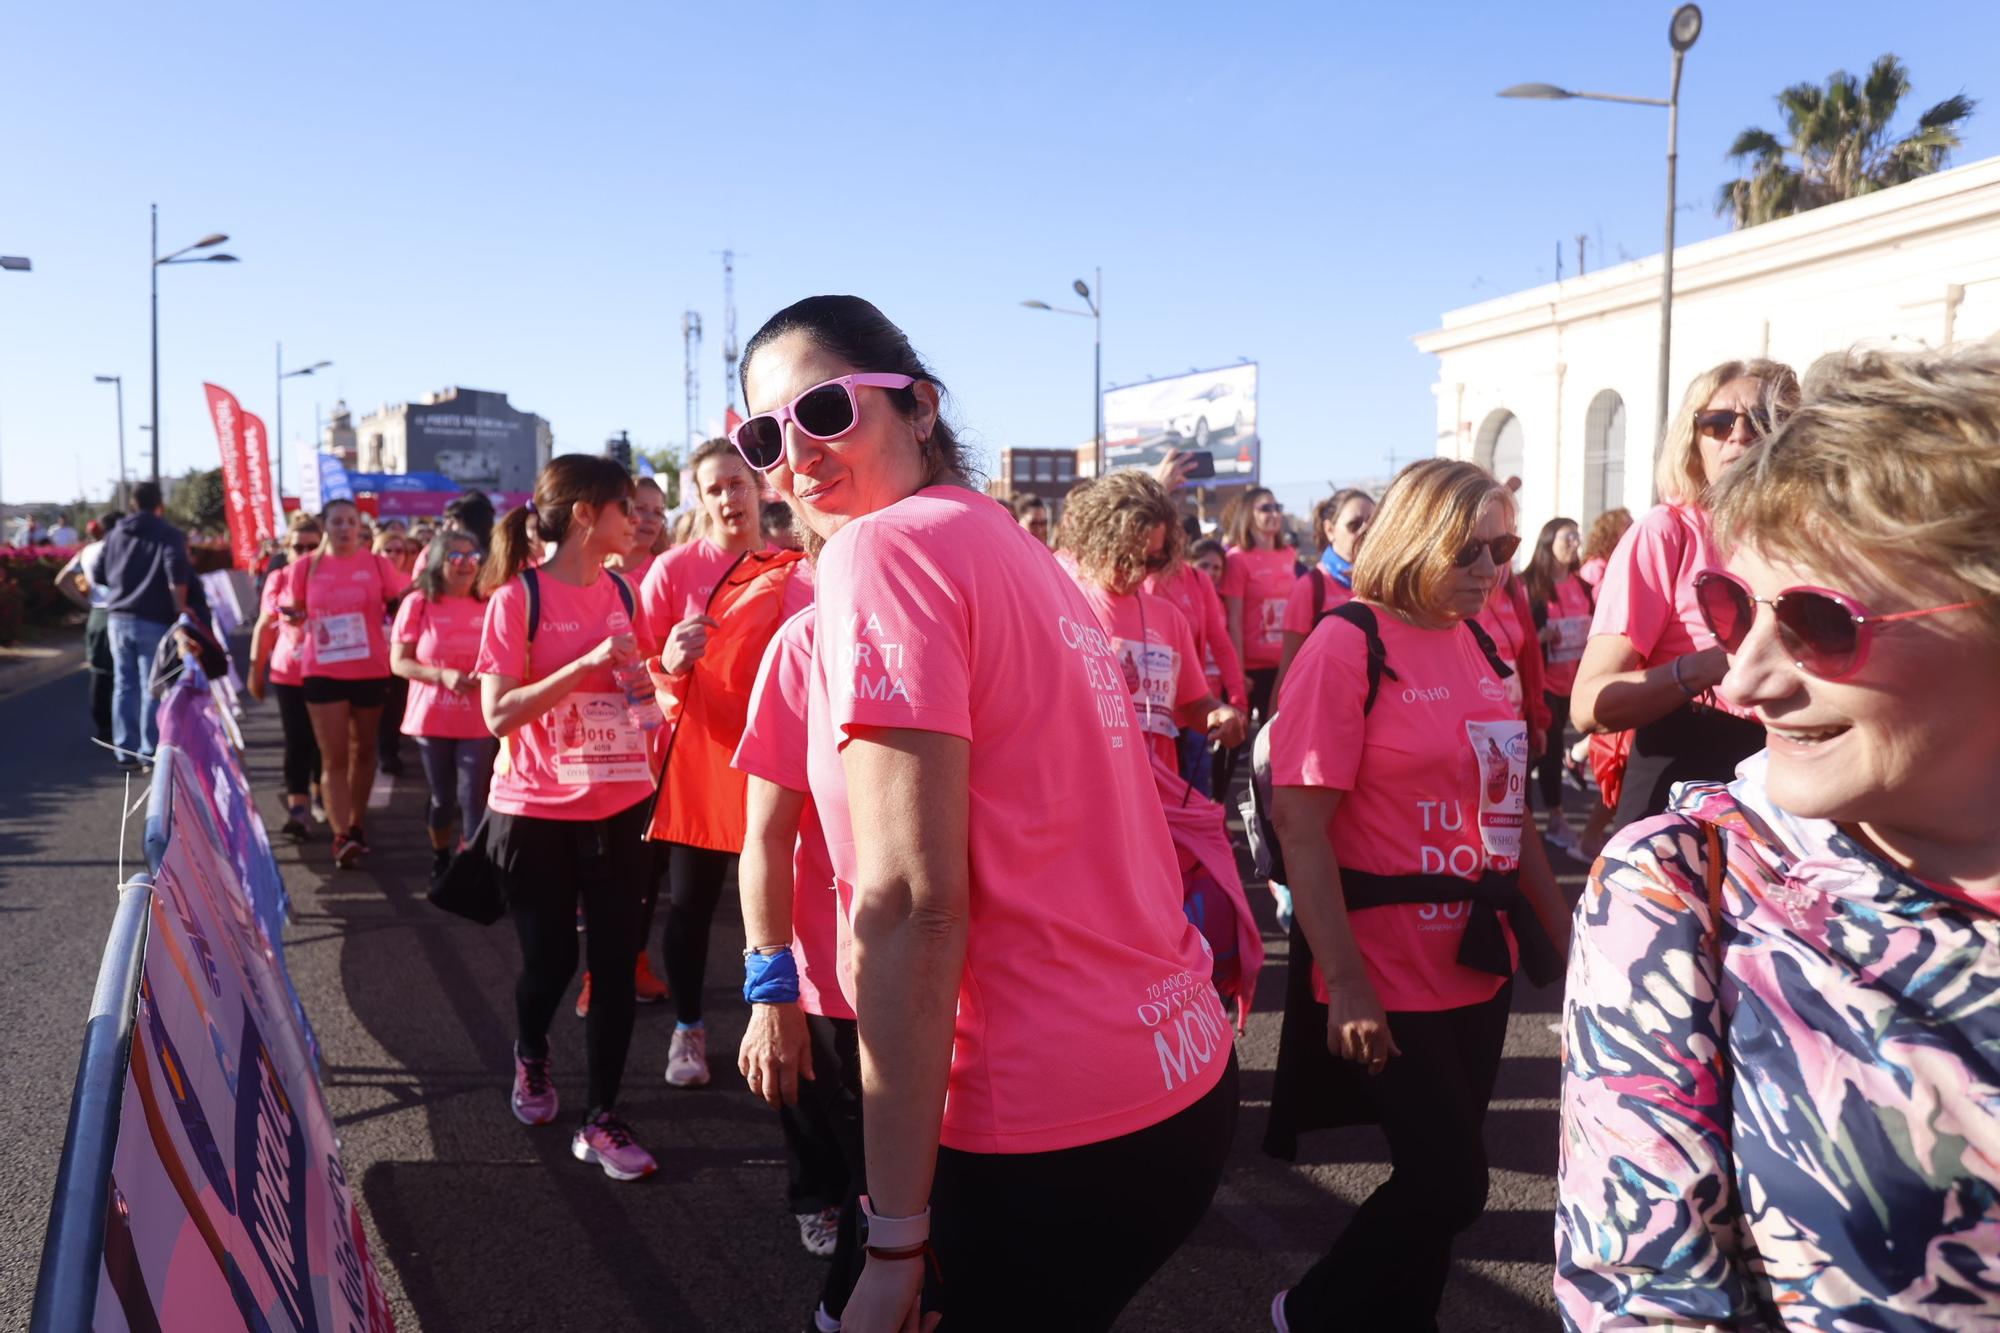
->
xmin=475 ymin=454 xmax=662 ymax=1180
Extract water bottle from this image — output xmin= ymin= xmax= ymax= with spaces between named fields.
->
xmin=613 ymin=661 xmax=665 ymax=731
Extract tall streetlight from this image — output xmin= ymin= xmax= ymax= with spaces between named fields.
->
xmin=93 ymin=376 xmax=128 ymax=509
xmin=0 ymin=256 xmax=28 ymax=509
xmin=150 ymin=204 xmax=238 ymax=485
xmin=276 ymin=344 xmax=332 ymax=501
xmin=1021 ymin=267 xmax=1103 ymax=476
xmin=1501 ymin=4 xmax=1702 ymax=445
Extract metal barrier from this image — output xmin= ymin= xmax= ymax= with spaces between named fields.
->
xmin=29 ymin=875 xmax=156 ymax=1333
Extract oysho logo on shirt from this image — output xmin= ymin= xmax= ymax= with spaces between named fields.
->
xmin=1401 ymin=684 xmax=1452 ymax=705
xmin=542 ymin=620 xmax=582 ymax=633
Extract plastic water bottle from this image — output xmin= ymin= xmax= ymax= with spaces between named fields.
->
xmin=613 ymin=662 xmax=664 ymax=731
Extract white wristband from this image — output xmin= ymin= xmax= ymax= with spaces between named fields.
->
xmin=858 ymin=1196 xmax=931 ymax=1248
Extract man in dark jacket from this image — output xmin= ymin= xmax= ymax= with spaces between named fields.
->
xmin=99 ymin=481 xmax=192 ymax=764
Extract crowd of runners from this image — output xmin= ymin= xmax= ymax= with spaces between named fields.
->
xmin=96 ymin=296 xmax=1997 ymax=1331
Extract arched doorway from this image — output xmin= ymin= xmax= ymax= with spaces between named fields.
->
xmin=1474 ymin=409 xmax=1524 ymax=486
xmin=1583 ymin=390 xmax=1627 ymax=520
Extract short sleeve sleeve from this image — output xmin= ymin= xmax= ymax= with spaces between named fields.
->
xmin=476 ymin=581 xmax=529 ymax=681
xmin=391 ymin=593 xmax=424 ymax=644
xmin=1282 ymin=573 xmax=1319 ymax=636
xmin=1167 ymin=604 xmax=1207 ymax=709
xmin=734 ymin=614 xmax=812 ymax=791
xmin=816 ymin=516 xmax=971 ymax=743
xmin=1268 ymin=620 xmax=1369 ymax=791
xmin=374 ymin=553 xmax=408 ymax=598
xmin=1590 ymin=508 xmax=1680 ymax=661
xmin=259 ymin=573 xmax=283 ymax=618
xmin=638 ymin=550 xmax=674 ymax=641
xmin=1221 ymin=550 xmax=1250 ymax=599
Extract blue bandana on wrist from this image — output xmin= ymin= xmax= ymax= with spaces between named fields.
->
xmin=743 ymin=947 xmax=802 ymax=1004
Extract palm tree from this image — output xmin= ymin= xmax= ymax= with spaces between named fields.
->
xmin=1717 ymin=55 xmax=1976 ymax=228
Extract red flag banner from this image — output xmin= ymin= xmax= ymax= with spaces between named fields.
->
xmin=240 ymin=411 xmax=279 ymax=550
xmin=202 ymin=384 xmax=259 ymax=570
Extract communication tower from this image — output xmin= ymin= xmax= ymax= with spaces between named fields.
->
xmin=721 ymin=249 xmax=740 ymax=414
xmin=681 ymin=311 xmax=703 ymax=449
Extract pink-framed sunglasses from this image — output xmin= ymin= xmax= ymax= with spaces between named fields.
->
xmin=729 ymin=373 xmax=916 ymax=472
xmin=1693 ymin=568 xmax=1980 ymax=680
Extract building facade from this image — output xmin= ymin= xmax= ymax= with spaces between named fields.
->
xmin=352 ymin=387 xmax=553 ymax=493
xmin=1415 ymin=154 xmax=2000 ymax=545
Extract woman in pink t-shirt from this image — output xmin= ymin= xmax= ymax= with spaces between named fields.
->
xmin=1062 ymin=472 xmax=1247 ymax=770
xmin=606 ymin=474 xmax=669 ymax=589
xmin=1523 ymin=518 xmax=1594 ymax=854
xmin=391 ymin=529 xmax=497 ymax=883
xmin=246 ymin=514 xmax=323 ymax=841
xmin=1265 ymin=459 xmax=1570 ymax=1333
xmin=1220 ymin=485 xmax=1297 ymax=720
xmin=475 ymin=454 xmax=662 ymax=1183
xmin=1572 ymin=359 xmax=1797 ymax=828
xmin=1276 ymin=487 xmax=1374 ymax=695
xmin=741 ymin=295 xmax=1236 ymax=1333
xmin=277 ymin=497 xmax=407 ymax=868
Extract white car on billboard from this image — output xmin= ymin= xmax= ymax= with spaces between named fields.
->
xmin=1163 ymin=381 xmax=1251 ymax=449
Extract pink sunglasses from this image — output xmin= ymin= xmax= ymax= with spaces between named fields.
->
xmin=1694 ymin=568 xmax=1979 ymax=680
xmin=729 ymin=373 xmax=916 ymax=472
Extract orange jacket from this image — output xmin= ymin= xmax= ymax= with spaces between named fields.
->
xmin=646 ymin=548 xmax=808 ymax=852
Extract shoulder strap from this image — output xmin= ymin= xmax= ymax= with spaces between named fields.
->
xmin=1700 ymin=819 xmax=1726 ymax=928
xmin=1462 ymin=618 xmax=1515 ymax=681
xmin=605 ymin=569 xmax=636 ymax=620
xmin=1318 ymin=600 xmax=1398 ymax=715
xmin=1310 ymin=568 xmax=1326 ymax=621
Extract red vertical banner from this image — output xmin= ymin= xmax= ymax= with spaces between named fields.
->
xmin=202 ymin=383 xmax=259 ymax=570
xmin=239 ymin=411 xmax=279 ymax=550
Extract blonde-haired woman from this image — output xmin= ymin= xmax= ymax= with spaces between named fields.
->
xmin=1559 ymin=342 xmax=2000 ymax=1330
xmin=1571 ymin=359 xmax=1799 ymax=827
xmin=1267 ymin=458 xmax=1569 ymax=1332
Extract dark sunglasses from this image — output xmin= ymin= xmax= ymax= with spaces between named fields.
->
xmin=1695 ymin=407 xmax=1773 ymax=440
xmin=730 ymin=373 xmax=917 ymax=472
xmin=292 ymin=538 xmax=319 ymax=553
xmin=445 ymin=551 xmax=481 ymax=566
xmin=1694 ymin=569 xmax=1978 ymax=680
xmin=1454 ymin=534 xmax=1521 ymax=569
xmin=1255 ymin=503 xmax=1284 ymax=515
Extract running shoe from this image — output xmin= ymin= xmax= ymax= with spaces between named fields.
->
xmin=1563 ymin=748 xmax=1591 ymax=793
xmin=332 ymin=834 xmax=362 ymax=870
xmin=348 ymin=824 xmax=371 ymax=854
xmin=665 ymin=1025 xmax=710 ymax=1088
xmin=575 ymin=972 xmax=592 ymax=1020
xmin=796 ymin=1206 xmax=840 ymax=1259
xmin=572 ymin=1112 xmax=656 ymax=1181
xmin=511 ymin=1044 xmax=558 ymax=1125
xmin=281 ymin=809 xmax=310 ymax=843
xmin=1544 ymin=819 xmax=1583 ymax=859
xmin=1270 ymin=1289 xmax=1292 ymax=1332
xmin=430 ymin=846 xmax=452 ymax=885
xmin=634 ymin=954 xmax=669 ymax=1004
xmin=1271 ymin=882 xmax=1295 ymax=936
xmin=811 ymin=1302 xmax=842 ymax=1332
xmin=310 ymin=791 xmax=328 ymax=825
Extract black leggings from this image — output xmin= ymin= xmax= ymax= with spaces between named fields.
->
xmin=1246 ymin=665 xmax=1278 ymax=721
xmin=492 ymin=798 xmax=652 ymax=1119
xmin=1216 ymin=666 xmax=1280 ymax=797
xmin=928 ymin=1053 xmax=1238 ymax=1332
xmin=272 ymin=681 xmax=322 ymax=797
xmin=779 ymin=1013 xmax=866 ymax=1320
xmin=1535 ymin=690 xmax=1573 ymax=812
xmin=655 ymin=842 xmax=736 ymax=1026
xmin=1282 ymin=983 xmax=1512 ymax=1332
xmin=1613 ymin=702 xmax=1766 ymax=831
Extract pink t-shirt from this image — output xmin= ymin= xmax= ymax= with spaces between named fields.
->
xmin=475 ymin=571 xmax=657 ymax=822
xmin=1269 ymin=610 xmax=1525 ymax=1012
xmin=1144 ymin=564 xmax=1246 ymax=709
xmin=808 ymin=487 xmax=1228 ymax=1154
xmin=1069 ymin=579 xmax=1209 ymax=771
xmin=1222 ymin=546 xmax=1297 ymax=669
xmin=1538 ymin=575 xmax=1595 ymax=696
xmin=260 ymin=574 xmax=305 ymax=687
xmin=393 ymin=591 xmax=490 ymax=740
xmin=639 ymin=538 xmax=756 ymax=641
xmin=1578 ymin=555 xmax=1608 ymax=589
xmin=1282 ymin=567 xmax=1354 ymax=637
xmin=615 ymin=550 xmax=659 ymax=588
xmin=279 ymin=550 xmax=402 ymax=681
xmin=733 ymin=609 xmax=853 ymax=1021
xmin=1589 ymin=502 xmax=1720 ymax=665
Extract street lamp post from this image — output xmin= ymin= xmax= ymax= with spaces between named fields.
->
xmin=93 ymin=376 xmax=128 ymax=508
xmin=276 ymin=344 xmax=332 ymax=502
xmin=1020 ymin=266 xmax=1104 ymax=476
xmin=0 ymin=255 xmax=28 ymax=510
xmin=1500 ymin=4 xmax=1702 ymax=445
xmin=150 ymin=204 xmax=238 ymax=485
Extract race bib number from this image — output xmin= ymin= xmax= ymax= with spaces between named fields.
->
xmin=550 ymin=691 xmax=649 ymax=784
xmin=1548 ymin=615 xmax=1590 ymax=665
xmin=1258 ymin=597 xmax=1287 ymax=646
xmin=313 ymin=611 xmax=371 ymax=665
xmin=1465 ymin=718 xmax=1528 ymax=869
xmin=1116 ymin=635 xmax=1182 ymax=741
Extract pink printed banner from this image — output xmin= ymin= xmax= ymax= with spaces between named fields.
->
xmin=202 ymin=384 xmax=260 ymax=570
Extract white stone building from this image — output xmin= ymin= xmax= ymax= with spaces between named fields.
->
xmin=1414 ymin=153 xmax=2000 ymax=544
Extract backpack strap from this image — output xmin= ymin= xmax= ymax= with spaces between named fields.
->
xmin=1317 ymin=600 xmax=1398 ymax=715
xmin=1462 ymin=618 xmax=1515 ymax=682
xmin=1310 ymin=567 xmax=1326 ymax=622
xmin=605 ymin=569 xmax=636 ymax=620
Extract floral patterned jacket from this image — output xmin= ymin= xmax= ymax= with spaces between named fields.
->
xmin=1556 ymin=752 xmax=2000 ymax=1330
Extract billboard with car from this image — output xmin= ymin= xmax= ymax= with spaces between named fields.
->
xmin=1102 ymin=363 xmax=1259 ymax=487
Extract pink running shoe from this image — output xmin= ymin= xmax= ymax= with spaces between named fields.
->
xmin=572 ymin=1112 xmax=657 ymax=1181
xmin=511 ymin=1044 xmax=558 ymax=1126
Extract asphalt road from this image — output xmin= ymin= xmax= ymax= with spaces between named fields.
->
xmin=3 ymin=663 xmax=1579 ymax=1332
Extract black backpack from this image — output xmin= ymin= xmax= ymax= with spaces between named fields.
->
xmin=1238 ymin=601 xmax=1512 ymax=886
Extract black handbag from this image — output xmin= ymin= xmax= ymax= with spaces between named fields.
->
xmin=427 ymin=815 xmax=506 ymax=925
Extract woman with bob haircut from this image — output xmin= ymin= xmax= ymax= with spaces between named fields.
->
xmin=1558 ymin=342 xmax=2000 ymax=1329
xmin=1571 ymin=359 xmax=1799 ymax=826
xmin=1266 ymin=458 xmax=1569 ymax=1333
xmin=740 ymin=294 xmax=1237 ymax=1333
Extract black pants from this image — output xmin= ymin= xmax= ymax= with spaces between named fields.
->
xmin=1535 ymin=690 xmax=1573 ymax=812
xmin=1246 ymin=665 xmax=1278 ymax=722
xmin=778 ymin=1013 xmax=867 ymax=1320
xmin=492 ymin=798 xmax=652 ymax=1118
xmin=377 ymin=675 xmax=408 ymax=770
xmin=929 ymin=1053 xmax=1238 ymax=1332
xmin=271 ymin=681 xmax=322 ymax=797
xmin=85 ymin=607 xmax=113 ymax=742
xmin=654 ymin=842 xmax=736 ymax=1026
xmin=1216 ymin=667 xmax=1278 ymax=798
xmin=1612 ymin=701 xmax=1765 ymax=831
xmin=1282 ymin=984 xmax=1512 ymax=1333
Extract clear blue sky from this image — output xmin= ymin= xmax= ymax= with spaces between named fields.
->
xmin=3 ymin=0 xmax=1995 ymax=509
